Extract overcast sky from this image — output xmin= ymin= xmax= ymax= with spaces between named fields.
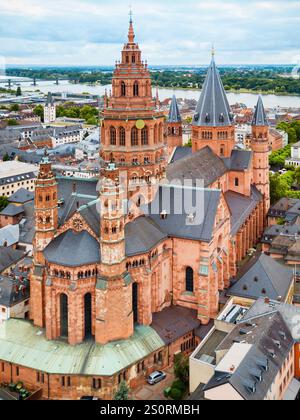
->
xmin=0 ymin=0 xmax=299 ymax=67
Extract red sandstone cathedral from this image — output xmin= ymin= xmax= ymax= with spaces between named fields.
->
xmin=0 ymin=17 xmax=270 ymax=399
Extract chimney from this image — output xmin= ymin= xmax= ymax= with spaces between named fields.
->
xmin=264 ymin=297 xmax=270 ymax=305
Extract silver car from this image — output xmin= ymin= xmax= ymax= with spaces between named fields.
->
xmin=147 ymin=371 xmax=167 ymax=385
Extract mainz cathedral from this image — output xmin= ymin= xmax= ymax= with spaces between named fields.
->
xmin=0 ymin=16 xmax=270 ymax=399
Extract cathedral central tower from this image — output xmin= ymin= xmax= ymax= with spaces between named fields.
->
xmin=101 ymin=15 xmax=167 ymax=199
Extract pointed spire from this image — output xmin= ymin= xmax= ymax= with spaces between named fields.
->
xmin=167 ymin=95 xmax=182 ymax=123
xmin=252 ymin=95 xmax=268 ymax=126
xmin=46 ymin=92 xmax=54 ymax=106
xmin=128 ymin=6 xmax=135 ymax=44
xmin=193 ymin=52 xmax=232 ymax=127
xmin=155 ymin=86 xmax=160 ymax=108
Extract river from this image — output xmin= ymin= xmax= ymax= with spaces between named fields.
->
xmin=6 ymin=80 xmax=300 ymax=109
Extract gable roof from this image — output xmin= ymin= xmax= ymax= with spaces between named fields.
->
xmin=228 ymin=253 xmax=293 ymax=301
xmin=0 ymin=275 xmax=30 ymax=307
xmin=143 ymin=185 xmax=221 ymax=243
xmin=167 ymin=146 xmax=228 ymax=187
xmin=0 ymin=247 xmax=25 ymax=273
xmin=193 ymin=57 xmax=232 ymax=127
xmin=8 ymin=188 xmax=34 ymax=204
xmin=0 ymin=204 xmax=24 ymax=217
xmin=0 ymin=225 xmax=19 ymax=247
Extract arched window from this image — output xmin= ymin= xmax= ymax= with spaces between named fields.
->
xmin=186 ymin=267 xmax=194 ymax=293
xmin=110 ymin=127 xmax=116 ymax=145
xmin=141 ymin=127 xmax=148 ymax=146
xmin=119 ymin=127 xmax=126 ymax=146
xmin=133 ymin=81 xmax=139 ymax=97
xmin=154 ymin=124 xmax=158 ymax=144
xmin=235 ymin=178 xmax=239 ymax=187
xmin=131 ymin=127 xmax=138 ymax=146
xmin=60 ymin=294 xmax=68 ymax=338
xmin=132 ymin=55 xmax=136 ymax=64
xmin=121 ymin=81 xmax=126 ymax=97
xmin=84 ymin=293 xmax=92 ymax=339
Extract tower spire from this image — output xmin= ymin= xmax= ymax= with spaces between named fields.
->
xmin=128 ymin=6 xmax=135 ymax=43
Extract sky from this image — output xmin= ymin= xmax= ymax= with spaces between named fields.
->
xmin=0 ymin=0 xmax=299 ymax=67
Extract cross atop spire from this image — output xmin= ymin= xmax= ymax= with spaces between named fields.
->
xmin=128 ymin=6 xmax=135 ymax=43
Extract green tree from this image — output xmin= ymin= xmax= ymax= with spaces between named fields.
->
xmin=16 ymin=87 xmax=22 ymax=96
xmin=114 ymin=381 xmax=130 ymax=401
xmin=33 ymin=105 xmax=44 ymax=121
xmin=7 ymin=119 xmax=19 ymax=126
xmin=9 ymin=104 xmax=19 ymax=112
xmin=3 ymin=153 xmax=10 ymax=162
xmin=174 ymin=353 xmax=189 ymax=384
xmin=0 ymin=196 xmax=9 ymax=212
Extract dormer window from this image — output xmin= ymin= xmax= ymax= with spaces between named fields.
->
xmin=219 ymin=113 xmax=225 ymax=123
xmin=205 ymin=113 xmax=210 ymax=123
xmin=160 ymin=210 xmax=168 ymax=220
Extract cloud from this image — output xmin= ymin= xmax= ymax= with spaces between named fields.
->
xmin=0 ymin=0 xmax=299 ymax=65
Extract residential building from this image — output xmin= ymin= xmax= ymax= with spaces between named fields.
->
xmin=286 ymin=141 xmax=300 ymax=167
xmin=0 ymin=161 xmax=38 ymax=197
xmin=190 ymin=312 xmax=295 ymax=400
xmin=43 ymin=92 xmax=56 ymax=124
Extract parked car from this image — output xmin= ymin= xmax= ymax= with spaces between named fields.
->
xmin=147 ymin=371 xmax=167 ymax=385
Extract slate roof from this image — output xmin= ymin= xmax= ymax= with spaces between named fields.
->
xmin=252 ymin=95 xmax=268 ymax=127
xmin=0 ymin=204 xmax=24 ymax=217
xmin=0 ymin=247 xmax=25 ymax=273
xmin=44 ymin=230 xmax=100 ymax=267
xmin=167 ymin=146 xmax=228 ymax=187
xmin=193 ymin=57 xmax=233 ymax=127
xmin=0 ymin=225 xmax=19 ymax=247
xmin=8 ymin=188 xmax=34 ymax=204
xmin=204 ymin=312 xmax=294 ymax=400
xmin=228 ymin=253 xmax=293 ymax=301
xmin=225 ymin=186 xmax=262 ymax=236
xmin=0 ymin=275 xmax=30 ymax=307
xmin=125 ymin=216 xmax=167 ymax=257
xmin=45 ymin=92 xmax=54 ymax=106
xmin=142 ymin=185 xmax=221 ymax=243
xmin=151 ymin=306 xmax=200 ymax=345
xmin=224 ymin=150 xmax=252 ymax=172
xmin=167 ymin=95 xmax=182 ymax=123
xmin=169 ymin=146 xmax=192 ymax=164
xmin=241 ymin=298 xmax=300 ymax=343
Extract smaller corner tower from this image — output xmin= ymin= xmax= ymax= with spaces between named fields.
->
xmin=31 ymin=154 xmax=58 ymax=327
xmin=166 ymin=95 xmax=183 ymax=155
xmin=251 ymin=95 xmax=270 ymax=219
xmin=95 ymin=164 xmax=134 ymax=345
xmin=44 ymin=92 xmax=56 ymax=124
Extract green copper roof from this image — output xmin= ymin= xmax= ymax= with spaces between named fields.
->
xmin=0 ymin=320 xmax=164 ymax=376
